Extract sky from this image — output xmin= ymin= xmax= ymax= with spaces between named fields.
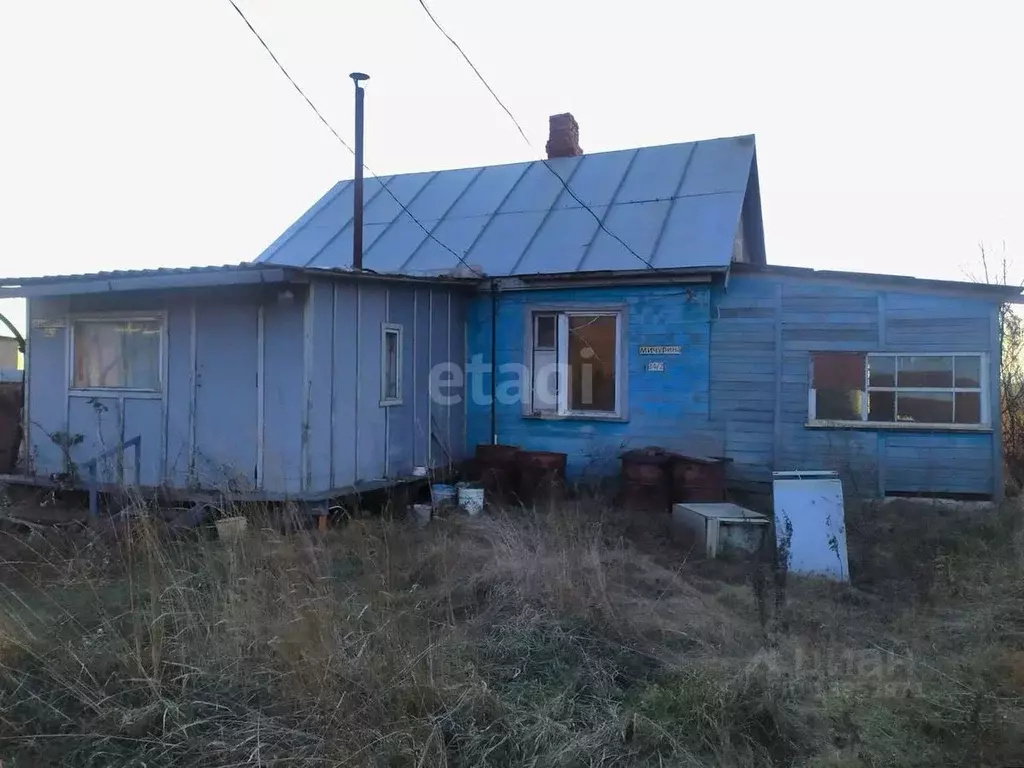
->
xmin=1 ymin=0 xmax=1021 ymax=335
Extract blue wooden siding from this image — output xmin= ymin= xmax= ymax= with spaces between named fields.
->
xmin=465 ymin=272 xmax=1001 ymax=497
xmin=164 ymin=303 xmax=194 ymax=486
xmin=193 ymin=300 xmax=260 ymax=489
xmin=262 ymin=295 xmax=304 ymax=494
xmin=466 ymin=284 xmax=720 ymax=478
xmin=712 ymin=272 xmax=999 ymax=496
xmin=23 ymin=279 xmax=469 ymax=497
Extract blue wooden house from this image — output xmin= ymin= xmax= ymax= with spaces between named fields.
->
xmin=2 ymin=116 xmax=1017 ymax=500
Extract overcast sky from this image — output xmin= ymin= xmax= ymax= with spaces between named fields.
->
xmin=1 ymin=1 xmax=1021 ymax=333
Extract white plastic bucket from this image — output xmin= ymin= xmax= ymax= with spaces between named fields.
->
xmin=411 ymin=503 xmax=432 ymax=527
xmin=215 ymin=516 xmax=247 ymax=544
xmin=458 ymin=485 xmax=485 ymax=516
xmin=431 ymin=484 xmax=456 ymax=509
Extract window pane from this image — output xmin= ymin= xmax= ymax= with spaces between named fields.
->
xmin=867 ymin=355 xmax=895 ymax=388
xmin=532 ymin=349 xmax=558 ymax=412
xmin=811 ymin=352 xmax=865 ymax=389
xmin=897 ymin=391 xmax=953 ymax=423
xmin=955 ymin=356 xmax=981 ymax=388
xmin=568 ymin=315 xmax=616 ymax=412
xmin=955 ymin=392 xmax=982 ymax=424
xmin=815 ymin=389 xmax=863 ymax=420
xmin=897 ymin=356 xmax=952 ymax=388
xmin=868 ymin=390 xmax=895 ymax=422
xmin=535 ymin=315 xmax=556 ymax=350
xmin=384 ymin=331 xmax=399 ymax=400
xmin=73 ymin=320 xmax=160 ymax=389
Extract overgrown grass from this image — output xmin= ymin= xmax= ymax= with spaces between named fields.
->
xmin=0 ymin=494 xmax=1022 ymax=766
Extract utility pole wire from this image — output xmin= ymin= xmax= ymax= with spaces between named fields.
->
xmin=227 ymin=0 xmax=353 ymax=154
xmin=414 ymin=0 xmax=656 ymax=271
xmin=226 ymin=0 xmax=485 ymax=278
xmin=414 ymin=0 xmax=531 ymax=147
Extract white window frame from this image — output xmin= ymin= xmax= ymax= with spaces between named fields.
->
xmin=525 ymin=307 xmax=625 ymax=420
xmin=69 ymin=313 xmax=165 ymax=394
xmin=380 ymin=323 xmax=403 ymax=406
xmin=807 ymin=351 xmax=989 ymax=428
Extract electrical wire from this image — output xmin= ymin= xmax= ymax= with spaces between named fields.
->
xmin=227 ymin=0 xmax=485 ymax=278
xmin=414 ymin=0 xmax=657 ymax=272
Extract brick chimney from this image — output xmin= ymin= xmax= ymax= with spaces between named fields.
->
xmin=545 ymin=113 xmax=582 ymax=159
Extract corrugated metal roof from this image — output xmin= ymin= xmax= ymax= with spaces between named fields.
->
xmin=254 ymin=134 xmax=761 ymax=276
xmin=0 ymin=263 xmax=270 ymax=287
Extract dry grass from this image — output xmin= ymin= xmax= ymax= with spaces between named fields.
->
xmin=0 ymin=494 xmax=1022 ymax=767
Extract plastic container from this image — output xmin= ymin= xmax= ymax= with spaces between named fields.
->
xmin=411 ymin=503 xmax=432 ymax=527
xmin=458 ymin=485 xmax=485 ymax=515
xmin=431 ymin=483 xmax=457 ymax=509
xmin=215 ymin=516 xmax=248 ymax=543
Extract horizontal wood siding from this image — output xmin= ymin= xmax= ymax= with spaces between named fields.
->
xmin=883 ymin=433 xmax=994 ymax=494
xmin=714 ymin=272 xmax=1001 ymax=497
xmin=710 ymin=275 xmax=778 ymax=482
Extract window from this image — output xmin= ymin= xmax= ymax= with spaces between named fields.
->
xmin=72 ymin=318 xmax=162 ymax=390
xmin=528 ymin=310 xmax=622 ymax=418
xmin=381 ymin=324 xmax=402 ymax=405
xmin=809 ymin=352 xmax=986 ymax=426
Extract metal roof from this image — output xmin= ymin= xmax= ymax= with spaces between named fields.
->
xmin=0 ymin=262 xmax=477 ymax=299
xmin=254 ymin=134 xmax=762 ymax=277
xmin=732 ymin=263 xmax=1023 ymax=301
xmin=0 ymin=263 xmax=270 ymax=287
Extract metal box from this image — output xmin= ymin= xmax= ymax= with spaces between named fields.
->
xmin=671 ymin=502 xmax=769 ymax=559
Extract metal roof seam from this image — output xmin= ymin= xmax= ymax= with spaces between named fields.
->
xmin=399 ymin=166 xmax=487 ymax=272
xmin=536 ymin=155 xmax=656 ymax=271
xmin=303 ymin=175 xmax=396 ymax=268
xmin=507 ymin=153 xmax=592 ymax=276
xmin=649 ymin=140 xmax=704 ymax=268
xmin=356 ymin=190 xmax=745 ymax=227
xmin=448 ymin=161 xmax=535 ymax=274
xmin=574 ymin=147 xmax=642 ymax=273
xmin=363 ymin=170 xmax=443 ymax=263
xmin=256 ymin=181 xmax=351 ymax=264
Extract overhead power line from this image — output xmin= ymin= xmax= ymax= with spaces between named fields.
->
xmin=414 ymin=0 xmax=656 ymax=271
xmin=227 ymin=0 xmax=484 ymax=278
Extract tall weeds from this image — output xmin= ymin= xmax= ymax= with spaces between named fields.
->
xmin=0 ymin=496 xmax=1022 ymax=766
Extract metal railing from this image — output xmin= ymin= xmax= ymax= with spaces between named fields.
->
xmin=85 ymin=435 xmax=142 ymax=518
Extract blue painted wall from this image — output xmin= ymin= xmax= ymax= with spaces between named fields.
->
xmin=714 ymin=271 xmax=999 ymax=496
xmin=465 ymin=271 xmax=1002 ymax=497
xmin=24 ymin=277 xmax=469 ymax=497
xmin=466 ymin=284 xmax=723 ymax=478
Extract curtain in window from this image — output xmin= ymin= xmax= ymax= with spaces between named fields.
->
xmin=74 ymin=320 xmax=160 ymax=389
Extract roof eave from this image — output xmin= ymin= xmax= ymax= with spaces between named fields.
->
xmin=0 ymin=266 xmax=293 ymax=298
xmin=490 ymin=265 xmax=728 ymax=290
xmin=732 ymin=262 xmax=1023 ymax=301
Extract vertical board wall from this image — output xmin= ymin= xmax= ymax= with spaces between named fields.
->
xmin=23 ymin=278 xmax=469 ymax=497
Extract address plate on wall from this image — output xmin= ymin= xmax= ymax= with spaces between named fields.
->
xmin=639 ymin=345 xmax=681 ymax=355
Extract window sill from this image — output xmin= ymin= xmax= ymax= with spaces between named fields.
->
xmin=380 ymin=400 xmax=403 ymax=408
xmin=522 ymin=412 xmax=628 ymax=423
xmin=69 ymin=388 xmax=162 ymax=398
xmin=805 ymin=420 xmax=992 ymax=433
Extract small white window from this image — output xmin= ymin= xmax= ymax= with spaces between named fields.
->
xmin=528 ymin=310 xmax=622 ymax=418
xmin=72 ymin=318 xmax=162 ymax=390
xmin=808 ymin=352 xmax=987 ymax=426
xmin=381 ymin=323 xmax=402 ymax=406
